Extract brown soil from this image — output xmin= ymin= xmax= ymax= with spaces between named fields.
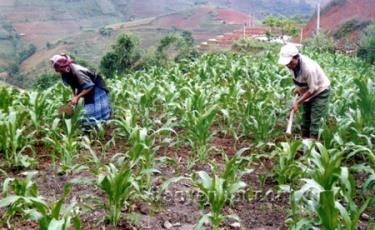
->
xmin=0 ymin=127 xmax=289 ymax=229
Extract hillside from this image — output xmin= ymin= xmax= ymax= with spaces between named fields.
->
xmin=0 ymin=0 xmax=320 ymax=87
xmin=18 ymin=6 xmax=249 ymax=82
xmin=303 ymin=0 xmax=375 ymax=47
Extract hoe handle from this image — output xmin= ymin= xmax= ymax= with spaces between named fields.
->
xmin=286 ymin=109 xmax=294 ymax=136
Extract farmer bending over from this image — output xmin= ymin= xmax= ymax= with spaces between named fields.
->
xmin=50 ymin=54 xmax=111 ymax=126
xmin=278 ymin=44 xmax=330 ymax=140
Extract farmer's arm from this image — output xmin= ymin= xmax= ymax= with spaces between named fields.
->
xmin=70 ymin=87 xmax=93 ymax=104
xmin=291 ymin=91 xmax=313 ymax=111
xmin=291 ymin=68 xmax=319 ymax=112
xmin=69 ymin=68 xmax=95 ymax=104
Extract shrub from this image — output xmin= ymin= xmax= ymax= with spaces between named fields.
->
xmin=156 ymin=33 xmax=192 ymax=65
xmin=334 ymin=19 xmax=371 ymax=39
xmin=303 ymin=33 xmax=336 ymax=53
xmin=357 ymin=23 xmax=375 ymax=64
xmin=232 ymin=36 xmax=280 ymax=53
xmin=99 ymin=33 xmax=141 ymax=78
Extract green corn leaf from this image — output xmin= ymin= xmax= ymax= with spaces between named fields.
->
xmin=72 ymin=215 xmax=81 ymax=230
xmin=0 ymin=195 xmax=21 ymax=207
xmin=197 ymin=171 xmax=212 ymax=189
xmin=317 ymin=191 xmax=338 ymax=230
xmin=193 ymin=214 xmax=209 ymax=230
xmin=47 ymin=219 xmax=64 ymax=230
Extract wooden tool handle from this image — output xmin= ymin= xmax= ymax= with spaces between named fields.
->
xmin=286 ymin=110 xmax=294 ymax=136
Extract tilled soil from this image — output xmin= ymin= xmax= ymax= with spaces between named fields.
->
xmin=0 ymin=131 xmax=289 ymax=230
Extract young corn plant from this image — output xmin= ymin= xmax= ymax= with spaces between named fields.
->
xmin=112 ymin=108 xmax=138 ymax=139
xmin=97 ymin=163 xmax=138 ymax=226
xmin=0 ymin=110 xmax=35 ymax=168
xmin=336 ymin=167 xmax=373 ymax=230
xmin=192 ymin=170 xmax=246 ymax=230
xmin=236 ymin=90 xmax=277 ymax=141
xmin=0 ymin=171 xmax=38 ymax=227
xmin=270 ymin=140 xmax=304 ymax=185
xmin=0 ymin=86 xmax=18 ymax=113
xmin=353 ymin=78 xmax=375 ymax=127
xmin=117 ymin=126 xmax=175 ymax=200
xmin=0 ymin=178 xmax=79 ymax=230
xmin=43 ymin=119 xmax=80 ymax=172
xmin=183 ymin=105 xmax=218 ymax=162
xmin=292 ymin=143 xmax=344 ymax=230
xmin=159 ymin=150 xmax=250 ymax=229
xmin=25 ymin=91 xmax=54 ymax=133
xmin=25 ymin=184 xmax=81 ymax=230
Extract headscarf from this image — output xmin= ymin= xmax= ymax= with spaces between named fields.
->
xmin=49 ymin=54 xmax=73 ymax=69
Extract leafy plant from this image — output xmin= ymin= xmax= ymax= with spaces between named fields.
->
xmin=0 ymin=171 xmax=38 ymax=227
xmin=0 ymin=110 xmax=35 ymax=168
xmin=97 ymin=163 xmax=137 ymax=226
xmin=271 ymin=140 xmax=304 ymax=185
xmin=192 ymin=170 xmax=245 ymax=230
xmin=0 ymin=180 xmax=80 ymax=230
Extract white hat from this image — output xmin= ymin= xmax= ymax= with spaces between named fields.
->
xmin=278 ymin=43 xmax=299 ymax=65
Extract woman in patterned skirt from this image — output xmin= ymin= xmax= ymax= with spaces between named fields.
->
xmin=50 ymin=54 xmax=111 ymax=126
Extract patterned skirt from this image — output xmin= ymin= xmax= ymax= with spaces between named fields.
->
xmin=81 ymin=87 xmax=111 ymax=126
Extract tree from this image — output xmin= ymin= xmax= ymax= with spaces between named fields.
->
xmin=100 ymin=52 xmax=119 ymax=78
xmin=156 ymin=31 xmax=197 ymax=65
xmin=181 ymin=31 xmax=194 ymax=47
xmin=357 ymin=24 xmax=375 ymax=64
xmin=99 ymin=33 xmax=141 ymax=78
xmin=263 ymin=15 xmax=299 ymax=37
xmin=156 ymin=34 xmax=188 ymax=65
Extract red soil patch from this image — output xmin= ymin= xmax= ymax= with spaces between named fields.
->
xmin=215 ymin=8 xmax=251 ymax=24
xmin=303 ymin=0 xmax=375 ymax=38
xmin=154 ymin=6 xmax=251 ymax=29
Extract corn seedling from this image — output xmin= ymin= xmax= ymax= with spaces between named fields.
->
xmin=0 ymin=110 xmax=35 ymax=168
xmin=336 ymin=167 xmax=373 ymax=230
xmin=25 ymin=91 xmax=54 ymax=133
xmin=25 ymin=184 xmax=80 ymax=230
xmin=183 ymin=105 xmax=218 ymax=162
xmin=270 ymin=140 xmax=304 ymax=185
xmin=0 ymin=171 xmax=38 ymax=227
xmin=43 ymin=119 xmax=81 ymax=172
xmin=192 ymin=170 xmax=245 ymax=230
xmin=97 ymin=163 xmax=138 ymax=226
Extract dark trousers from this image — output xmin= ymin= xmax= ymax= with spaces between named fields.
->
xmin=302 ymin=89 xmax=330 ymax=136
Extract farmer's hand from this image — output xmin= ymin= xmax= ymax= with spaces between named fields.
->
xmin=69 ymin=96 xmax=80 ymax=105
xmin=291 ymin=100 xmax=299 ymax=112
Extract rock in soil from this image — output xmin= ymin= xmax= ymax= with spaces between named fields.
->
xmin=138 ymin=203 xmax=150 ymax=215
xmin=173 ymin=222 xmax=182 ymax=227
xmin=230 ymin=222 xmax=241 ymax=229
xmin=361 ymin=213 xmax=369 ymax=221
xmin=163 ymin=220 xmax=173 ymax=229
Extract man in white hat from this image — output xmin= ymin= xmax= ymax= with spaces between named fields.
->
xmin=278 ymin=43 xmax=330 ymax=139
